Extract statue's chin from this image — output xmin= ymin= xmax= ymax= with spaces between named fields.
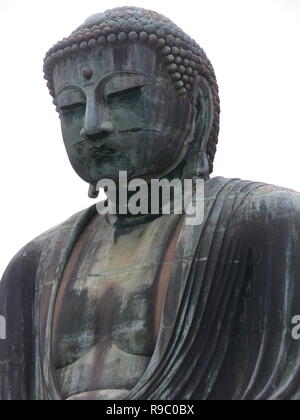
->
xmin=76 ymin=166 xmax=165 ymax=186
xmin=72 ymin=154 xmax=184 ymax=186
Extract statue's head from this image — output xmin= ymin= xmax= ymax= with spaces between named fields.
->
xmin=44 ymin=7 xmax=220 ymax=191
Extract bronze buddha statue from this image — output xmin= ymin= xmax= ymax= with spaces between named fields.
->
xmin=1 ymin=7 xmax=300 ymax=400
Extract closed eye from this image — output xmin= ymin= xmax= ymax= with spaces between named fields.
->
xmin=107 ymin=85 xmax=143 ymax=100
xmin=59 ymin=103 xmax=85 ymax=112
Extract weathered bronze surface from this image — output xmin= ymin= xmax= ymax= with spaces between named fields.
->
xmin=1 ymin=7 xmax=300 ymax=400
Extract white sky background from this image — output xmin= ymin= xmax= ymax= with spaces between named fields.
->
xmin=0 ymin=0 xmax=299 ymax=278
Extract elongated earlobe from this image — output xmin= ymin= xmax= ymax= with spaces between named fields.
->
xmin=88 ymin=184 xmax=99 ymax=198
xmin=183 ymin=80 xmax=214 ymax=180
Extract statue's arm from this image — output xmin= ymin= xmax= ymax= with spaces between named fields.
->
xmin=0 ymin=243 xmax=38 ymax=400
xmin=232 ymin=185 xmax=300 ymax=400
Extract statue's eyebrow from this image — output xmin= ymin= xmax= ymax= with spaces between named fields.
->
xmin=56 ymin=84 xmax=85 ymax=98
xmin=95 ymin=71 xmax=167 ymax=98
xmin=98 ymin=71 xmax=155 ymax=85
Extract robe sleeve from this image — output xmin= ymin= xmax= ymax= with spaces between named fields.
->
xmin=0 ymin=242 xmax=38 ymax=400
xmin=216 ymin=184 xmax=300 ymax=400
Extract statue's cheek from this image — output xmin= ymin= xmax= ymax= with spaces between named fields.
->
xmin=60 ymin=114 xmax=85 ymax=146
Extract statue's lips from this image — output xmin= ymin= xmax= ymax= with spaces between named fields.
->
xmin=85 ymin=141 xmax=119 ymax=161
xmin=92 ymin=144 xmax=118 ymax=160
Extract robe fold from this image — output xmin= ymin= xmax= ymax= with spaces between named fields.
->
xmin=1 ymin=176 xmax=300 ymax=400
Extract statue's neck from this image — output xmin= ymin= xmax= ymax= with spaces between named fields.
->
xmin=104 ymin=160 xmax=204 ymax=227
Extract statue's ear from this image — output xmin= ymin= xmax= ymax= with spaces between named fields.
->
xmin=184 ymin=79 xmax=214 ymax=180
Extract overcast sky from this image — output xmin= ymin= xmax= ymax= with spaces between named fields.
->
xmin=0 ymin=0 xmax=299 ymax=278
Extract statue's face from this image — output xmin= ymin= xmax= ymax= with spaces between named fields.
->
xmin=53 ymin=44 xmax=197 ymax=184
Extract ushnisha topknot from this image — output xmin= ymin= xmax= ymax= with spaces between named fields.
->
xmin=43 ymin=6 xmax=220 ymax=173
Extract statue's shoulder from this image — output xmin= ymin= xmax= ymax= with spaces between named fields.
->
xmin=237 ymin=179 xmax=300 ymax=222
xmin=1 ymin=206 xmax=95 ymax=287
xmin=31 ymin=206 xmax=93 ymax=247
xmin=208 ymin=176 xmax=300 ymax=229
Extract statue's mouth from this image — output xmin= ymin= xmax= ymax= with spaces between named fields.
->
xmin=92 ymin=143 xmax=118 ymax=160
xmin=77 ymin=128 xmax=164 ymax=162
xmin=85 ymin=128 xmax=163 ymax=144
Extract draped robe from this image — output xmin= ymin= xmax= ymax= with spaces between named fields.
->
xmin=1 ymin=176 xmax=300 ymax=400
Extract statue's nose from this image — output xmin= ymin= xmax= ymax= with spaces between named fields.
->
xmin=80 ymin=121 xmax=114 ymax=141
xmin=80 ymin=100 xmax=114 ymax=140
xmin=80 ymin=121 xmax=114 ymax=140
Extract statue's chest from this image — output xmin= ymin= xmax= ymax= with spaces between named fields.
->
xmin=52 ymin=214 xmax=181 ymax=369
